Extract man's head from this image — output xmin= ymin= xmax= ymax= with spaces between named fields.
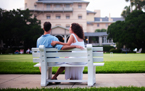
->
xmin=43 ymin=22 xmax=51 ymax=32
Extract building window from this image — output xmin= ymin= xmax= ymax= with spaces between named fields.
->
xmin=56 ymin=15 xmax=61 ymax=19
xmin=47 ymin=4 xmax=51 ymax=9
xmin=66 ymin=4 xmax=70 ymax=8
xmin=34 ymin=15 xmax=37 ymax=18
xmin=78 ymin=15 xmax=82 ymax=19
xmin=46 ymin=16 xmax=51 ymax=19
xmin=34 ymin=5 xmax=37 ymax=8
xmin=56 ymin=24 xmax=61 ymax=26
xmin=66 ymin=25 xmax=70 ymax=29
xmin=78 ymin=4 xmax=82 ymax=8
xmin=66 ymin=16 xmax=70 ymax=19
xmin=56 ymin=4 xmax=61 ymax=8
xmin=106 ymin=24 xmax=108 ymax=27
xmin=97 ymin=24 xmax=99 ymax=27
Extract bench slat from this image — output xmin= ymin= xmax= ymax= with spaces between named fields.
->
xmin=32 ymin=48 xmax=39 ymax=51
xmin=33 ymin=52 xmax=103 ymax=58
xmin=93 ymin=47 xmax=103 ymax=51
xmin=33 ymin=58 xmax=41 ymax=62
xmin=32 ymin=48 xmax=87 ymax=52
xmin=93 ymin=52 xmax=103 ymax=57
xmin=46 ymin=52 xmax=87 ymax=57
xmin=46 ymin=48 xmax=87 ymax=51
xmin=93 ymin=58 xmax=103 ymax=62
xmin=46 ymin=58 xmax=88 ymax=62
xmin=34 ymin=63 xmax=104 ymax=67
xmin=32 ymin=53 xmax=40 ymax=57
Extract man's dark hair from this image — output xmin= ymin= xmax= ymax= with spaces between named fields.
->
xmin=71 ymin=23 xmax=84 ymax=39
xmin=43 ymin=22 xmax=51 ymax=32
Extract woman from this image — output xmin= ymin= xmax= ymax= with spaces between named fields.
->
xmin=51 ymin=23 xmax=85 ymax=80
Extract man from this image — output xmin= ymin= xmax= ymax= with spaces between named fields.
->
xmin=37 ymin=22 xmax=83 ymax=83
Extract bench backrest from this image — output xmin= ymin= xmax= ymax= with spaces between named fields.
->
xmin=32 ymin=44 xmax=103 ymax=64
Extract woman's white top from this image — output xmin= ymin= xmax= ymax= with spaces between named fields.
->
xmin=65 ymin=33 xmax=86 ymax=80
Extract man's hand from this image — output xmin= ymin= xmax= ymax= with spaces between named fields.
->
xmin=51 ymin=41 xmax=58 ymax=46
xmin=75 ymin=45 xmax=84 ymax=50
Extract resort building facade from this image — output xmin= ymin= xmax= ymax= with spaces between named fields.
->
xmin=25 ymin=0 xmax=124 ymax=46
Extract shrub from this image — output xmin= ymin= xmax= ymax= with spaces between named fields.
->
xmin=5 ymin=48 xmax=14 ymax=54
xmin=94 ymin=45 xmax=114 ymax=52
xmin=110 ymin=48 xmax=121 ymax=53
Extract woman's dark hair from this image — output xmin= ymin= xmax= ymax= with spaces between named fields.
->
xmin=43 ymin=22 xmax=51 ymax=32
xmin=71 ymin=23 xmax=84 ymax=39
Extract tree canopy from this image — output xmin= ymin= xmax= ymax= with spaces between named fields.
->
xmin=95 ymin=29 xmax=107 ymax=32
xmin=0 ymin=8 xmax=43 ymax=49
xmin=107 ymin=10 xmax=145 ymax=52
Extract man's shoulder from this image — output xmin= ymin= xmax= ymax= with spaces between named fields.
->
xmin=49 ymin=35 xmax=58 ymax=39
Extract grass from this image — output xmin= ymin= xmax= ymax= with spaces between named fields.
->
xmin=0 ymin=54 xmax=32 ymax=62
xmin=104 ymin=53 xmax=145 ymax=61
xmin=0 ymin=54 xmax=145 ymax=74
xmin=0 ymin=61 xmax=145 ymax=74
xmin=0 ymin=86 xmax=145 ymax=91
xmin=0 ymin=53 xmax=145 ymax=62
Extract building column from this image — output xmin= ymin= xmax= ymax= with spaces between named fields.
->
xmin=99 ymin=36 xmax=102 ymax=46
xmin=64 ymin=35 xmax=67 ymax=43
xmin=105 ymin=36 xmax=107 ymax=43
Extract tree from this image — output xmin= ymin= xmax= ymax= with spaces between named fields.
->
xmin=0 ymin=8 xmax=43 ymax=49
xmin=121 ymin=6 xmax=131 ymax=18
xmin=107 ymin=10 xmax=145 ymax=52
xmin=125 ymin=0 xmax=145 ymax=10
xmin=95 ymin=29 xmax=107 ymax=32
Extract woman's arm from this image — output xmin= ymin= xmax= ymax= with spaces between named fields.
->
xmin=51 ymin=34 xmax=74 ymax=46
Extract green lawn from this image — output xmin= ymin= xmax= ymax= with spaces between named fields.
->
xmin=104 ymin=53 xmax=145 ymax=61
xmin=0 ymin=53 xmax=145 ymax=62
xmin=0 ymin=54 xmax=145 ymax=74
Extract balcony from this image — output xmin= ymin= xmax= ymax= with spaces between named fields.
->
xmin=30 ymin=7 xmax=73 ymax=12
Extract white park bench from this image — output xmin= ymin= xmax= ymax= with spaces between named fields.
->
xmin=32 ymin=44 xmax=104 ymax=86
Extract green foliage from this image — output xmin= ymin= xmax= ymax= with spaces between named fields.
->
xmin=125 ymin=0 xmax=145 ymax=10
xmin=94 ymin=46 xmax=114 ymax=52
xmin=107 ymin=10 xmax=145 ymax=52
xmin=0 ymin=86 xmax=145 ymax=91
xmin=121 ymin=6 xmax=131 ymax=18
xmin=95 ymin=29 xmax=107 ymax=32
xmin=0 ymin=8 xmax=43 ymax=49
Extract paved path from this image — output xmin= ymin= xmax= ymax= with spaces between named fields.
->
xmin=0 ymin=74 xmax=145 ymax=88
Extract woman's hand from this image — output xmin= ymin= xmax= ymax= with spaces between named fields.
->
xmin=75 ymin=45 xmax=84 ymax=50
xmin=51 ymin=41 xmax=58 ymax=46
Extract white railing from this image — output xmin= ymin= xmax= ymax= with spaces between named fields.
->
xmin=32 ymin=7 xmax=73 ymax=11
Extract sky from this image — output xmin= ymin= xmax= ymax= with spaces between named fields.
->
xmin=0 ymin=0 xmax=130 ymax=17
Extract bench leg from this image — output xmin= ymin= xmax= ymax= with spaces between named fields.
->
xmin=93 ymin=66 xmax=96 ymax=84
xmin=41 ymin=64 xmax=47 ymax=86
xmin=88 ymin=66 xmax=94 ymax=86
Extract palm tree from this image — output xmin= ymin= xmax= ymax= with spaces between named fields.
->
xmin=121 ymin=6 xmax=131 ymax=18
xmin=125 ymin=0 xmax=145 ymax=10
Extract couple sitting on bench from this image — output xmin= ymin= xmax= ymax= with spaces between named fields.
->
xmin=37 ymin=21 xmax=85 ymax=83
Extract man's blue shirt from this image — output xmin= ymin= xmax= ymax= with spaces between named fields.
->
xmin=37 ymin=34 xmax=63 ymax=50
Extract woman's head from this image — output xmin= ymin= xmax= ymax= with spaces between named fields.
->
xmin=69 ymin=23 xmax=84 ymax=39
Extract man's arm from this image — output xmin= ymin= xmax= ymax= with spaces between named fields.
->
xmin=61 ymin=45 xmax=84 ymax=50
